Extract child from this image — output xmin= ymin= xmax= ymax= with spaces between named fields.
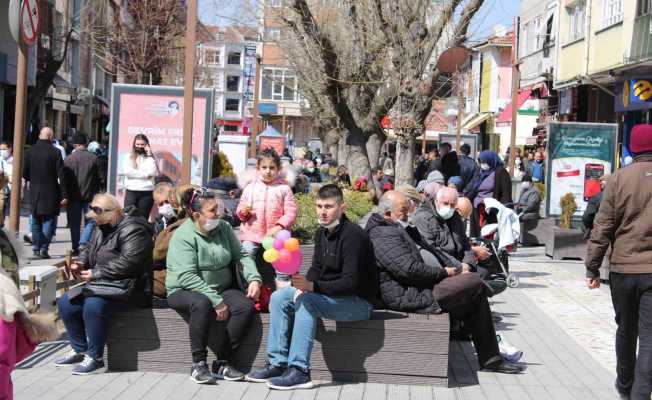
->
xmin=237 ymin=148 xmax=298 ymax=288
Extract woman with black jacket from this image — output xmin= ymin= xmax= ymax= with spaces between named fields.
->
xmin=54 ymin=193 xmax=153 ymax=375
xmin=464 ymin=150 xmax=513 ymax=237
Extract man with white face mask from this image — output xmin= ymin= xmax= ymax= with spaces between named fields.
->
xmin=515 ymin=175 xmax=541 ymax=220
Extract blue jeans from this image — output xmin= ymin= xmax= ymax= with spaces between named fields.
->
xmin=31 ymin=214 xmax=57 ymax=252
xmin=68 ymin=202 xmax=96 ymax=250
xmin=57 ymin=292 xmax=124 ymax=360
xmin=267 ymin=286 xmax=372 ymax=371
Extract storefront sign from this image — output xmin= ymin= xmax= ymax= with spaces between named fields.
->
xmin=546 ymin=122 xmax=617 ymax=217
xmin=615 ymin=77 xmax=652 ymax=112
xmin=108 ymin=84 xmax=214 ymax=204
xmin=258 ymin=103 xmax=278 ymax=115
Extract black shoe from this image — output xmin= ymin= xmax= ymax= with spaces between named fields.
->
xmin=70 ymin=249 xmax=80 ymax=257
xmin=39 ymin=250 xmax=51 ymax=259
xmin=212 ymin=360 xmax=245 ymax=381
xmin=23 ymin=234 xmax=32 ymax=245
xmin=481 ymin=359 xmax=526 ymax=374
xmin=245 ymin=362 xmax=287 ymax=383
xmin=29 ymin=250 xmax=41 ymax=260
xmin=190 ymin=361 xmax=215 ymax=384
xmin=267 ymin=366 xmax=314 ymax=390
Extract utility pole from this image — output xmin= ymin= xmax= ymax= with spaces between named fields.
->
xmin=455 ymin=70 xmax=464 ymax=153
xmin=508 ymin=16 xmax=520 ymax=176
xmin=250 ymin=56 xmax=262 ymax=158
xmin=181 ymin=0 xmax=197 ymax=185
xmin=8 ymin=42 xmax=27 ymax=233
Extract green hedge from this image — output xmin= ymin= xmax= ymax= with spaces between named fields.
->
xmin=293 ymin=190 xmax=374 ymax=243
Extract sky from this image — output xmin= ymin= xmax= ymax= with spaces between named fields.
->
xmin=197 ymin=0 xmax=522 ymax=42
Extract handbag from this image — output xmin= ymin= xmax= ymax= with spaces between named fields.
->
xmin=82 ymin=278 xmax=136 ymax=302
xmin=230 ymin=261 xmax=272 ymax=312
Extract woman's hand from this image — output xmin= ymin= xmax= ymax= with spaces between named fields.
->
xmin=472 ymin=245 xmax=491 ymax=261
xmin=215 ymin=302 xmax=230 ymax=321
xmin=246 ymin=281 xmax=261 ymax=301
xmin=79 ymin=269 xmax=93 ymax=282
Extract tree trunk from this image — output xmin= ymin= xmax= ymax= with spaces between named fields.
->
xmin=328 ymin=143 xmax=338 ymax=164
xmin=337 ymin=133 xmax=349 ymax=169
xmin=395 ymin=133 xmax=415 ymax=186
xmin=346 ymin=128 xmax=371 ymax=179
xmin=366 ymin=132 xmax=385 ymax=169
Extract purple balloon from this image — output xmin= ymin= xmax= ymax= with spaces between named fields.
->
xmin=273 ymin=239 xmax=284 ymax=250
xmin=277 ymin=230 xmax=292 ymax=241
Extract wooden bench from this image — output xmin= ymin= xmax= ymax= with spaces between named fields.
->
xmin=105 ymin=245 xmax=451 ymax=386
xmin=106 ymin=304 xmax=450 ymax=386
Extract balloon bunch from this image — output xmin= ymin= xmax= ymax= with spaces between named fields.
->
xmin=261 ymin=230 xmax=302 ymax=275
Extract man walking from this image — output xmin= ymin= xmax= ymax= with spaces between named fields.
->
xmin=458 ymin=143 xmax=478 ymax=193
xmin=23 ymin=127 xmax=68 ymax=259
xmin=64 ymin=134 xmax=101 ymax=255
xmin=586 ymin=124 xmax=652 ymax=400
xmin=246 ymin=184 xmax=378 ymax=390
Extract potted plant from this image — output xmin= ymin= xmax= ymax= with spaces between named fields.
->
xmin=545 ymin=193 xmax=586 ymax=260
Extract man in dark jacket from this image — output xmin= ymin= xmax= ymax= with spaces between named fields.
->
xmin=23 ymin=127 xmax=68 ymax=259
xmin=458 ymin=143 xmax=478 ymax=193
xmin=581 ymin=174 xmax=609 ymax=240
xmin=64 ymin=134 xmax=101 ymax=255
xmin=206 ymin=177 xmax=240 ymax=228
xmin=586 ymin=124 xmax=652 ymax=399
xmin=429 ymin=142 xmax=452 ymax=173
xmin=366 ymin=191 xmax=524 ymax=374
xmin=247 ymin=184 xmax=378 ymax=390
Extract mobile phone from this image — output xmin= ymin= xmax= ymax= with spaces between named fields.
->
xmin=584 ymin=163 xmax=605 ymax=201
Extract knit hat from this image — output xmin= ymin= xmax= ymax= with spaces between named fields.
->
xmin=630 ymin=124 xmax=652 ymax=155
xmin=426 ymin=170 xmax=445 ymax=185
xmin=448 ymin=176 xmax=464 ymax=189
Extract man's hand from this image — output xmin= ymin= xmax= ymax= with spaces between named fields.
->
xmin=445 ymin=267 xmax=458 ymax=277
xmin=60 ymin=198 xmax=68 ymax=207
xmin=472 ymin=245 xmax=491 ymax=261
xmin=246 ymin=281 xmax=261 ymax=301
xmin=215 ymin=302 xmax=230 ymax=321
xmin=587 ymin=277 xmax=600 ymax=289
xmin=291 ymin=274 xmax=314 ymax=292
xmin=70 ymin=262 xmax=83 ymax=278
xmin=79 ymin=269 xmax=93 ymax=282
xmin=461 ymin=263 xmax=472 ymax=274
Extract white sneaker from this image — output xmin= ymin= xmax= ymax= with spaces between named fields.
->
xmin=497 ymin=335 xmax=523 ymax=363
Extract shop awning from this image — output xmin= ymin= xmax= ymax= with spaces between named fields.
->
xmin=496 ymin=89 xmax=533 ymax=123
xmin=461 ymin=112 xmax=491 ymax=130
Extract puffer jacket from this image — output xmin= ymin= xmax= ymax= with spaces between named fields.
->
xmin=236 ymin=174 xmax=297 ymax=243
xmin=586 ymin=154 xmax=652 ymax=277
xmin=79 ymin=206 xmax=154 ymax=306
xmin=365 ymin=213 xmax=448 ymax=313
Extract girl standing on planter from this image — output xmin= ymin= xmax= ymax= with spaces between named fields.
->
xmin=166 ymin=188 xmax=262 ymax=384
xmin=237 ymin=148 xmax=297 ymax=288
xmin=122 ymin=134 xmax=157 ymax=219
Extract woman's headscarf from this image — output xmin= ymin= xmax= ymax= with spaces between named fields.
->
xmin=478 ymin=150 xmax=503 ymax=180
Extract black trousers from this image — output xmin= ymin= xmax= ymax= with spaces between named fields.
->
xmin=433 ymin=273 xmax=499 ymax=367
xmin=124 ymin=189 xmax=154 ymax=219
xmin=610 ymin=272 xmax=652 ymax=399
xmin=167 ymin=289 xmax=255 ymax=363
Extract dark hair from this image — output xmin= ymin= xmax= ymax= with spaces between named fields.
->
xmin=371 ymin=167 xmax=382 ymax=175
xmin=522 ymin=174 xmax=533 ymax=183
xmin=257 ymin=147 xmax=281 ymax=168
xmin=180 ymin=186 xmax=216 ymax=215
xmin=440 ymin=142 xmax=452 ymax=150
xmin=460 ymin=143 xmax=471 ymax=155
xmin=317 ymin=184 xmax=344 ymax=204
xmin=131 ymin=134 xmax=151 ymax=168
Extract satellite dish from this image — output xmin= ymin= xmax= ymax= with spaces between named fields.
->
xmin=436 ymin=47 xmax=469 ymax=73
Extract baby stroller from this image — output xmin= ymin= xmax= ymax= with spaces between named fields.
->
xmin=474 ymin=198 xmax=520 ymax=289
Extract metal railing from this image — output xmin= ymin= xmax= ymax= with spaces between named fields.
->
xmin=631 ymin=14 xmax=652 ymax=63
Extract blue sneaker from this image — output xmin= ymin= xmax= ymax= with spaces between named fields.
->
xmin=245 ymin=363 xmax=287 ymax=383
xmin=267 ymin=366 xmax=314 ymax=390
xmin=71 ymin=355 xmax=105 ymax=375
xmin=54 ymin=349 xmax=85 ymax=367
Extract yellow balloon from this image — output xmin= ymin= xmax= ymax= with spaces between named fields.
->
xmin=263 ymin=248 xmax=279 ymax=263
xmin=283 ymin=238 xmax=300 ymax=252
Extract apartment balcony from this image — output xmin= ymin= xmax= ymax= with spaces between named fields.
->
xmin=631 ymin=14 xmax=652 ymax=63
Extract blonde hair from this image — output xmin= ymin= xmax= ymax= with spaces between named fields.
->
xmin=93 ymin=193 xmax=122 ymax=213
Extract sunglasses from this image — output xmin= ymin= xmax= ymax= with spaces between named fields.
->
xmin=91 ymin=206 xmax=114 ymax=215
xmin=188 ymin=187 xmax=216 ymax=212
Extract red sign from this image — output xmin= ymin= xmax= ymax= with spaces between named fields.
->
xmin=20 ymin=0 xmax=40 ymax=45
xmin=259 ymin=136 xmax=284 ymax=156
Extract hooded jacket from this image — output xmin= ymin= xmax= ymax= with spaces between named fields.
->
xmin=365 ymin=213 xmax=447 ymax=313
xmin=586 ymin=155 xmax=652 ymax=277
xmin=236 ymin=171 xmax=297 ymax=243
xmin=79 ymin=206 xmax=154 ymax=306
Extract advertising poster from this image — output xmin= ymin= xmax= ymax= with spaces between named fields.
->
xmin=546 ymin=122 xmax=617 ymax=217
xmin=243 ymin=44 xmax=257 ymax=108
xmin=108 ymin=84 xmax=214 ymax=204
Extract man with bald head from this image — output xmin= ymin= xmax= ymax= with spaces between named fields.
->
xmin=23 ymin=127 xmax=68 ymax=259
xmin=365 ymin=191 xmax=525 ymax=374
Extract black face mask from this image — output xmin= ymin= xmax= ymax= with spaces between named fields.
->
xmin=135 ymin=148 xmax=146 ymax=155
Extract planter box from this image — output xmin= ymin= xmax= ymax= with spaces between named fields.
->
xmin=545 ymin=225 xmax=586 ymax=260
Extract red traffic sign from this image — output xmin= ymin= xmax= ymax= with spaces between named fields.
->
xmin=20 ymin=0 xmax=40 ymax=45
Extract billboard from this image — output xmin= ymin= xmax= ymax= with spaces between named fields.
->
xmin=438 ymin=133 xmax=479 ymax=160
xmin=545 ymin=122 xmax=617 ymax=217
xmin=108 ymin=84 xmax=214 ymax=203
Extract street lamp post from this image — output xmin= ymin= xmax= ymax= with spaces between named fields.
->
xmin=181 ymin=0 xmax=198 ymax=185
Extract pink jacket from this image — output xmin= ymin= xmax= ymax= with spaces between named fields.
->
xmin=237 ymin=173 xmax=297 ymax=243
xmin=1 ymin=317 xmax=36 ymax=400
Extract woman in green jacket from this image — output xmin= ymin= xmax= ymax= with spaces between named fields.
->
xmin=166 ymin=187 xmax=262 ymax=385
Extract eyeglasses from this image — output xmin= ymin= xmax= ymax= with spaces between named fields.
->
xmin=91 ymin=206 xmax=114 ymax=215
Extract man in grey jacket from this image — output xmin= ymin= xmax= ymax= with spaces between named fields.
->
xmin=515 ymin=175 xmax=541 ymax=220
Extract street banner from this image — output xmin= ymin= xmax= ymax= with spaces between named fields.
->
xmin=545 ymin=122 xmax=617 ymax=217
xmin=108 ymin=84 xmax=214 ymax=204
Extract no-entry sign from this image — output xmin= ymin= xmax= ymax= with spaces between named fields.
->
xmin=20 ymin=0 xmax=40 ymax=45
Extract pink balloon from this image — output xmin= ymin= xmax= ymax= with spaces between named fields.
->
xmin=273 ymin=239 xmax=284 ymax=250
xmin=277 ymin=230 xmax=292 ymax=241
xmin=290 ymin=250 xmax=302 ymax=270
xmin=278 ymin=249 xmax=292 ymax=263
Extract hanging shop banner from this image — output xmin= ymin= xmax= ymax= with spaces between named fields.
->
xmin=615 ymin=77 xmax=652 ymax=112
xmin=243 ymin=44 xmax=257 ymax=106
xmin=108 ymin=84 xmax=214 ymax=205
xmin=546 ymin=122 xmax=617 ymax=217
